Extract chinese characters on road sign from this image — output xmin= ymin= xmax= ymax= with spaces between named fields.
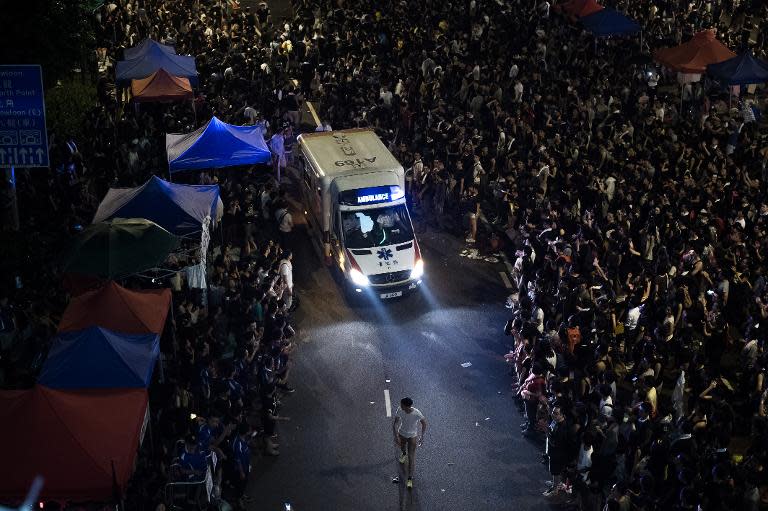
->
xmin=0 ymin=65 xmax=49 ymax=168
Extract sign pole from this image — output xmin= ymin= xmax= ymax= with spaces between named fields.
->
xmin=3 ymin=167 xmax=19 ymax=231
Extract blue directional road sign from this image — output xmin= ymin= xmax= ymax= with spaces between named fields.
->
xmin=0 ymin=65 xmax=49 ymax=168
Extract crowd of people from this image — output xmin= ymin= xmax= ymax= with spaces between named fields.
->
xmin=285 ymin=0 xmax=767 ymax=509
xmin=2 ymin=0 xmax=768 ymax=509
xmin=2 ymin=0 xmax=308 ymax=509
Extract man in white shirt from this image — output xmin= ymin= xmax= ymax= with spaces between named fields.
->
xmin=625 ymin=302 xmax=641 ymax=332
xmin=243 ymin=105 xmax=259 ymax=125
xmin=513 ymin=80 xmax=524 ymax=102
xmin=409 ymin=152 xmax=423 ymax=197
xmin=269 ymin=128 xmax=288 ymax=181
xmin=380 ymin=86 xmax=393 ymax=108
xmin=278 ymin=251 xmax=294 ymax=310
xmin=392 ymin=397 xmax=427 ymax=489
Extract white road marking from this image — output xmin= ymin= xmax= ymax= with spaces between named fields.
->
xmin=499 ymin=271 xmax=513 ymax=289
xmin=384 ymin=389 xmax=392 ymax=417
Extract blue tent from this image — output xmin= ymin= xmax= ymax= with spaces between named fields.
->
xmin=166 ymin=116 xmax=272 ymax=173
xmin=124 ymin=38 xmax=176 ymax=60
xmin=38 ymin=326 xmax=160 ymax=388
xmin=92 ymin=175 xmax=223 ymax=236
xmin=116 ymin=44 xmax=197 ymax=85
xmin=580 ymin=8 xmax=641 ymax=37
xmin=707 ymin=51 xmax=768 ymax=86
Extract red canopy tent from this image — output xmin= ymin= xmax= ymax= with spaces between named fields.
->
xmin=654 ymin=29 xmax=735 ymax=73
xmin=555 ymin=0 xmax=604 ymax=19
xmin=58 ymin=281 xmax=171 ymax=335
xmin=131 ymin=68 xmax=193 ymax=103
xmin=0 ymin=386 xmax=148 ymax=502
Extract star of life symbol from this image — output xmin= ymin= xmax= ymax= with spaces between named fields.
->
xmin=377 ymin=248 xmax=393 ymax=261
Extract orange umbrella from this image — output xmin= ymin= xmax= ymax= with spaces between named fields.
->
xmin=131 ymin=68 xmax=193 ymax=102
xmin=58 ymin=281 xmax=171 ymax=335
xmin=654 ymin=29 xmax=736 ymax=74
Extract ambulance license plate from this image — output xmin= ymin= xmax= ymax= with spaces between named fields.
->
xmin=380 ymin=291 xmax=403 ymax=299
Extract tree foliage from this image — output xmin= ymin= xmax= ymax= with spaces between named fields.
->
xmin=0 ymin=0 xmax=95 ymax=89
xmin=46 ymin=78 xmax=96 ymax=141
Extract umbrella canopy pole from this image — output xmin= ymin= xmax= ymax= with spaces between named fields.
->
xmin=169 ymin=293 xmax=179 ymax=360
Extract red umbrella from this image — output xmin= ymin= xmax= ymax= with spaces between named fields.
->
xmin=555 ymin=0 xmax=604 ymax=19
xmin=0 ymin=386 xmax=148 ymax=502
xmin=58 ymin=281 xmax=171 ymax=335
xmin=654 ymin=29 xmax=736 ymax=74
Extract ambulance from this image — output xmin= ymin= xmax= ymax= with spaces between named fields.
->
xmin=297 ymin=129 xmax=423 ymax=298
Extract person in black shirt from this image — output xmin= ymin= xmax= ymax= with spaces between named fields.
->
xmin=460 ymin=184 xmax=481 ymax=243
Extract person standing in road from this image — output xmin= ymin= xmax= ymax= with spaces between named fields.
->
xmin=278 ymin=250 xmax=294 ymax=311
xmin=393 ymin=397 xmax=427 ymax=489
xmin=274 ymin=199 xmax=294 ymax=250
xmin=231 ymin=422 xmax=253 ymax=507
xmin=269 ymin=126 xmax=288 ymax=181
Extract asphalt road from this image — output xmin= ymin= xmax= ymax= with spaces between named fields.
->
xmin=245 ymin=175 xmax=554 ymax=511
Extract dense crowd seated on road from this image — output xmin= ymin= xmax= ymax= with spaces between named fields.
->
xmin=292 ymin=0 xmax=768 ymax=509
xmin=2 ymin=0 xmax=768 ymax=509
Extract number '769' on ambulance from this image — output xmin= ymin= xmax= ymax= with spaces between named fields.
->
xmin=297 ymin=129 xmax=424 ymax=299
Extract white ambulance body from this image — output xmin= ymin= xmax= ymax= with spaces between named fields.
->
xmin=297 ymin=129 xmax=423 ymax=298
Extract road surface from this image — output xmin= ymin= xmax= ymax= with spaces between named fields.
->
xmin=245 ymin=174 xmax=553 ymax=511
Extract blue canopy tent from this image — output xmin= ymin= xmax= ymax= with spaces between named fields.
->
xmin=38 ymin=326 xmax=160 ymax=388
xmin=116 ymin=45 xmax=197 ymax=85
xmin=580 ymin=8 xmax=640 ymax=37
xmin=707 ymin=51 xmax=768 ymax=86
xmin=124 ymin=38 xmax=176 ymax=60
xmin=92 ymin=175 xmax=223 ymax=237
xmin=166 ymin=116 xmax=272 ymax=173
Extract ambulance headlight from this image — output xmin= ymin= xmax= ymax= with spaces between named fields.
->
xmin=350 ymin=268 xmax=370 ymax=287
xmin=410 ymin=259 xmax=424 ymax=280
